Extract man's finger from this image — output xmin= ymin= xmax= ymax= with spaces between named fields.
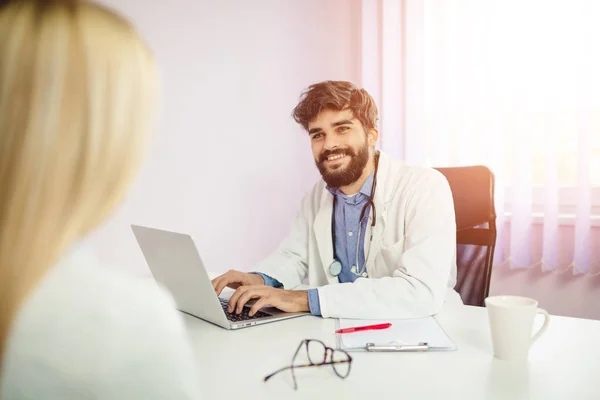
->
xmin=249 ymin=298 xmax=269 ymax=317
xmin=214 ymin=277 xmax=231 ymax=296
xmin=227 ymin=286 xmax=247 ymax=313
xmin=210 ymin=275 xmax=222 ymax=289
xmin=236 ymin=289 xmax=260 ymax=314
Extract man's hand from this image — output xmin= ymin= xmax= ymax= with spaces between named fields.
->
xmin=211 ymin=270 xmax=265 ymax=296
xmin=227 ymin=286 xmax=310 ymax=316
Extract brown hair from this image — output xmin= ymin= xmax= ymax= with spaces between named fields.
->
xmin=292 ymin=80 xmax=378 ymax=132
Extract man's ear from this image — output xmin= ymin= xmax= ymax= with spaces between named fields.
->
xmin=367 ymin=128 xmax=379 ymax=147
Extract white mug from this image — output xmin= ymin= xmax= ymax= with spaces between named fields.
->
xmin=485 ymin=295 xmax=550 ymax=361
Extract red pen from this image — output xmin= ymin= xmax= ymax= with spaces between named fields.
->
xmin=335 ymin=322 xmax=392 ymax=334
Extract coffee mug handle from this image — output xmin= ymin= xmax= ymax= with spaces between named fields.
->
xmin=531 ymin=308 xmax=550 ymax=344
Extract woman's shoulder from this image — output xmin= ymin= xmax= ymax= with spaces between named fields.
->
xmin=2 ymin=245 xmax=200 ymax=399
xmin=27 ymin=245 xmax=180 ymax=331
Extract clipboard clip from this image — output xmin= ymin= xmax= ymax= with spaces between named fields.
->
xmin=366 ymin=342 xmax=429 ymax=352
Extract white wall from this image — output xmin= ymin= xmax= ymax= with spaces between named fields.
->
xmin=85 ymin=0 xmax=361 ymax=275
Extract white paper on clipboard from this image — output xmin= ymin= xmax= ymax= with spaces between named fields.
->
xmin=336 ymin=317 xmax=457 ymax=352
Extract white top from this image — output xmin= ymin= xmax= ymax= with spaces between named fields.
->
xmin=256 ymin=151 xmax=460 ymax=319
xmin=0 ymin=246 xmax=201 ymax=399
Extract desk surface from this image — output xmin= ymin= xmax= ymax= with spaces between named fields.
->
xmin=183 ymin=302 xmax=600 ymax=399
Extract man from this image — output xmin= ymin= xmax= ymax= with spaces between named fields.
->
xmin=212 ymin=81 xmax=460 ymax=319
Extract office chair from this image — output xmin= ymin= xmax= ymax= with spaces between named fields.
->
xmin=435 ymin=166 xmax=497 ymax=307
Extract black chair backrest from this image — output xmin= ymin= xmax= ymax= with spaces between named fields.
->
xmin=435 ymin=166 xmax=497 ymax=307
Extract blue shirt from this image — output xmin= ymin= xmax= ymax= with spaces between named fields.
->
xmin=253 ymin=172 xmax=374 ymax=316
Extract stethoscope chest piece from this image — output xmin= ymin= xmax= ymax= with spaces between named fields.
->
xmin=329 ymin=260 xmax=342 ymax=277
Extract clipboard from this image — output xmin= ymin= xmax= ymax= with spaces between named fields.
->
xmin=335 ymin=317 xmax=457 ymax=352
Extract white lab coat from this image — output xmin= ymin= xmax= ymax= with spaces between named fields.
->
xmin=255 ymin=151 xmax=462 ymax=319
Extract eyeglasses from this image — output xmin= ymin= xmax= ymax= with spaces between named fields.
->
xmin=264 ymin=339 xmax=353 ymax=390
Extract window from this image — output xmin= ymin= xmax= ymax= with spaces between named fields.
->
xmin=414 ymin=0 xmax=600 ymax=213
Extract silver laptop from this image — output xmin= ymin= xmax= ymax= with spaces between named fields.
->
xmin=131 ymin=224 xmax=309 ymax=330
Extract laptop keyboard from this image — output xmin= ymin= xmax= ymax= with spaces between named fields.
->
xmin=219 ymin=298 xmax=271 ymax=322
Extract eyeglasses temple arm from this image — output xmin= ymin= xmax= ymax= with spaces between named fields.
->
xmin=264 ymin=360 xmax=349 ymax=382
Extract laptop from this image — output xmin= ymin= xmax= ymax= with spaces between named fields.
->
xmin=131 ymin=224 xmax=310 ymax=330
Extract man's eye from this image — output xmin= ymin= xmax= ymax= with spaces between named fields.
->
xmin=312 ymin=133 xmax=323 ymax=140
xmin=337 ymin=126 xmax=349 ymax=132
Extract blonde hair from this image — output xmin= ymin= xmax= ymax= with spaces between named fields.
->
xmin=0 ymin=0 xmax=157 ymax=363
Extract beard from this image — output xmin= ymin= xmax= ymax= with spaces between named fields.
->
xmin=315 ymin=143 xmax=370 ymax=188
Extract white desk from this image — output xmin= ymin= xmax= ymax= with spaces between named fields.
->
xmin=183 ymin=303 xmax=600 ymax=399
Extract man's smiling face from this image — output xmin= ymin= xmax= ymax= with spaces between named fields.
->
xmin=308 ymin=108 xmax=371 ymax=188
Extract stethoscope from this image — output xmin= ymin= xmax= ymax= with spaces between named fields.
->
xmin=328 ymin=152 xmax=380 ymax=278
